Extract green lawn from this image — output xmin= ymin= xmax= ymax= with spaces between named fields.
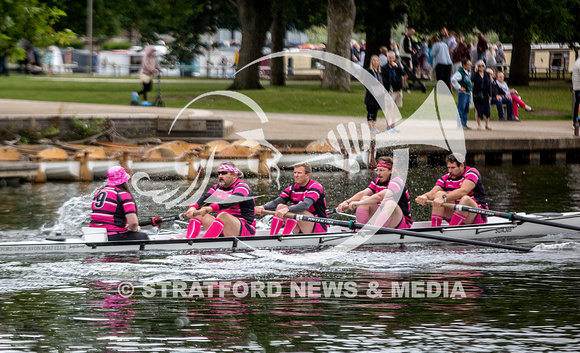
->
xmin=0 ymin=74 xmax=572 ymax=120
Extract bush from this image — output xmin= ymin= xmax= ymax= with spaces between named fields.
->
xmin=102 ymin=41 xmax=132 ymax=51
xmin=42 ymin=126 xmax=60 ymax=138
xmin=18 ymin=126 xmax=43 ymax=143
xmin=68 ymin=39 xmax=86 ymax=49
xmin=66 ymin=118 xmax=107 ymax=140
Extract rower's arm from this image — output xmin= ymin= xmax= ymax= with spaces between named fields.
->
xmin=446 ymin=180 xmax=475 ymax=201
xmin=126 ymin=213 xmax=141 ymax=232
xmin=416 ymin=185 xmax=443 ymax=205
xmin=263 ymin=196 xmax=286 ymax=210
xmin=352 ymin=190 xmax=386 ymax=206
xmin=338 ymin=189 xmax=373 ymax=211
xmin=288 ymin=198 xmax=314 ymax=213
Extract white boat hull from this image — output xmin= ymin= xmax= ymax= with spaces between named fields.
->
xmin=1 ymin=213 xmax=579 ymax=255
xmin=40 ymin=161 xmax=80 ymax=181
xmin=88 ymin=160 xmax=119 ymax=178
xmin=131 ymin=161 xmax=189 ymax=178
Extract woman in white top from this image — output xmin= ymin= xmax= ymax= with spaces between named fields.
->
xmin=496 ymin=72 xmax=533 ymax=120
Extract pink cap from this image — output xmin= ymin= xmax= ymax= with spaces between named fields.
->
xmin=107 ymin=166 xmax=131 ymax=186
xmin=219 ymin=164 xmax=239 ymax=175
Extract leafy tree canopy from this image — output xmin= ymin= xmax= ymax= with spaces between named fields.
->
xmin=1 ymin=0 xmax=72 ymax=58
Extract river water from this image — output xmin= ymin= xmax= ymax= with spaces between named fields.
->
xmin=1 ymin=165 xmax=579 ymax=352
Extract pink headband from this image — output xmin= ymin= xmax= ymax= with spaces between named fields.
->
xmin=219 ymin=164 xmax=238 ymax=174
xmin=376 ymin=161 xmax=393 ymax=169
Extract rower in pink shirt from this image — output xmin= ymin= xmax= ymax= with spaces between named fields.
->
xmin=337 ymin=156 xmax=413 ymax=229
xmin=90 ymin=166 xmax=149 ymax=241
xmin=255 ymin=162 xmax=328 ymax=235
xmin=415 ymin=153 xmax=488 ymax=227
xmin=185 ymin=162 xmax=256 ymax=238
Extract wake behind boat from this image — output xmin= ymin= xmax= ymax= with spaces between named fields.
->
xmin=2 ymin=212 xmax=580 ymax=255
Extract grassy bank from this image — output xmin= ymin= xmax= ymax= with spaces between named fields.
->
xmin=0 ymin=75 xmax=572 ymax=120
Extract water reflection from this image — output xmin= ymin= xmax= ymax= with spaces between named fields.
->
xmin=0 ymin=247 xmax=578 ymax=351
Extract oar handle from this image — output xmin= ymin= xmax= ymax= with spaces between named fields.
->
xmin=139 ymin=213 xmax=186 ymax=226
xmin=426 ymin=200 xmax=580 ymax=232
xmin=260 ymin=209 xmax=298 ymax=219
xmin=426 ymin=200 xmax=509 ymax=218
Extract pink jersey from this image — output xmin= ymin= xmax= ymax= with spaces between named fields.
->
xmin=90 ymin=186 xmax=137 ymax=234
xmin=367 ymin=177 xmax=390 ymax=194
xmin=436 ymin=166 xmax=488 ymax=208
xmin=376 ymin=176 xmax=413 ymax=225
xmin=191 ymin=179 xmax=255 ymax=225
xmin=280 ymin=179 xmax=327 ymax=218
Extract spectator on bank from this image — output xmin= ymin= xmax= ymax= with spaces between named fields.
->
xmin=220 ymin=56 xmax=228 ymax=78
xmin=364 ymin=55 xmax=386 ymax=134
xmin=573 ymin=56 xmax=580 ymax=126
xmin=135 ymin=45 xmax=161 ymax=104
xmin=495 ymin=71 xmax=534 ymax=120
xmin=416 ymin=37 xmax=431 ymax=80
xmin=490 ymin=69 xmax=514 ymax=121
xmin=441 ymin=28 xmax=457 ymax=54
xmin=451 ymin=59 xmax=473 ymax=130
xmin=476 ymin=33 xmax=488 ymax=63
xmin=379 ymin=46 xmax=389 ymax=67
xmin=351 ymin=41 xmax=360 ymax=64
xmin=495 ymin=42 xmax=507 ymax=72
xmin=0 ymin=50 xmax=8 ymax=76
xmin=399 ymin=28 xmax=416 ymax=90
xmin=359 ymin=40 xmax=366 ymax=67
xmin=42 ymin=48 xmax=53 ymax=76
xmin=430 ymin=35 xmax=453 ymax=91
xmin=471 ymin=60 xmax=492 ymax=130
xmin=452 ymin=33 xmax=470 ymax=74
xmin=382 ymin=51 xmax=406 ymax=111
xmin=486 ymin=44 xmax=497 ymax=71
xmin=389 ymin=39 xmax=400 ymax=59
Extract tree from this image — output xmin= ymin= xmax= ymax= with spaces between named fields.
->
xmin=404 ymin=0 xmax=576 ymax=86
xmin=0 ymin=0 xmax=70 ymax=58
xmin=41 ymin=0 xmax=127 ymax=39
xmin=355 ymin=0 xmax=394 ymax=68
xmin=269 ymin=2 xmax=286 ymax=86
xmin=269 ymin=0 xmax=327 ymax=86
xmin=229 ymin=0 xmax=273 ymax=90
xmin=321 ymin=0 xmax=356 ymax=92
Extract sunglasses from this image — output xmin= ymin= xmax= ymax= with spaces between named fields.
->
xmin=217 ymin=171 xmax=230 ymax=175
xmin=375 ymin=168 xmax=392 ymax=172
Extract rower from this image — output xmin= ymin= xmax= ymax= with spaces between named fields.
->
xmin=90 ymin=166 xmax=149 ymax=241
xmin=185 ymin=162 xmax=256 ymax=238
xmin=337 ymin=156 xmax=413 ymax=229
xmin=255 ymin=162 xmax=328 ymax=235
xmin=415 ymin=153 xmax=488 ymax=226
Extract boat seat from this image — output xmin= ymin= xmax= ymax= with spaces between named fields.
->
xmin=81 ymin=227 xmax=108 ymax=242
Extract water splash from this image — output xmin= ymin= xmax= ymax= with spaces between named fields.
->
xmin=50 ymin=193 xmax=95 ymax=236
xmin=532 ymin=242 xmax=580 ymax=252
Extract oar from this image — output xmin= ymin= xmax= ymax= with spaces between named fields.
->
xmin=139 ymin=214 xmax=186 ymax=227
xmin=428 ymin=201 xmax=580 ymax=233
xmin=327 ymin=207 xmax=356 ymax=219
xmin=260 ymin=210 xmax=532 ymax=252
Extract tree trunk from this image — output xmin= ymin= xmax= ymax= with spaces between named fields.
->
xmin=363 ymin=0 xmax=391 ymax=68
xmin=270 ymin=3 xmax=286 ymax=86
xmin=321 ymin=0 xmax=356 ymax=92
xmin=229 ymin=0 xmax=272 ymax=90
xmin=509 ymin=32 xmax=531 ymax=86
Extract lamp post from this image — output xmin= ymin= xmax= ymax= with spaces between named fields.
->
xmin=87 ymin=0 xmax=93 ymax=76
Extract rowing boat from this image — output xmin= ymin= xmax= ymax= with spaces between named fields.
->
xmin=1 ymin=212 xmax=579 ymax=255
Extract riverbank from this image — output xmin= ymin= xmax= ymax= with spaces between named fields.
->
xmin=1 ymin=98 xmax=579 ymax=166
